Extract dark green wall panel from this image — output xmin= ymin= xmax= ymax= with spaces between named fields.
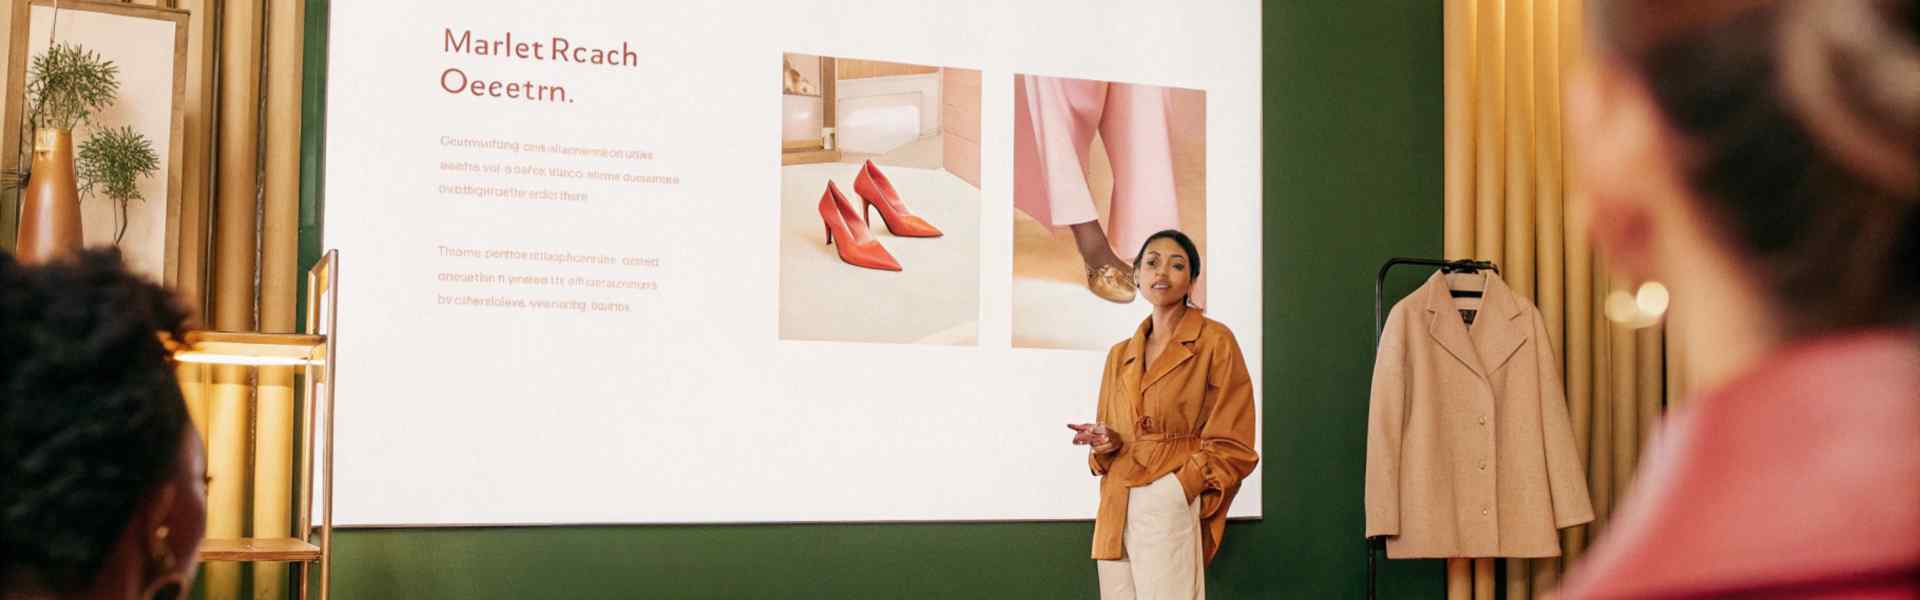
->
xmin=1236 ymin=0 xmax=1447 ymax=596
xmin=297 ymin=1 xmax=1445 ymax=597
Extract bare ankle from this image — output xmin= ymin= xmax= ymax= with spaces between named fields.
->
xmin=1069 ymin=221 xmax=1123 ymax=268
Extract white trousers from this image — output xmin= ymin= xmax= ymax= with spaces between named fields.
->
xmin=1097 ymin=474 xmax=1204 ymax=600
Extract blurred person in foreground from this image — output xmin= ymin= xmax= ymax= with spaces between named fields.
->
xmin=1560 ymin=0 xmax=1918 ymax=597
xmin=1 ymin=249 xmax=206 ymax=600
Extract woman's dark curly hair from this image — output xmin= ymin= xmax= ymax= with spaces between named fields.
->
xmin=0 ymin=248 xmax=191 ymax=593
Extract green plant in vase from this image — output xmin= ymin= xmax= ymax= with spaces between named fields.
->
xmin=11 ymin=42 xmax=121 ymax=261
xmin=11 ymin=42 xmax=159 ymax=257
xmin=77 ymin=125 xmax=159 ymax=243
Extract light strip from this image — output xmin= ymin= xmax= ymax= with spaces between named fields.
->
xmin=173 ymin=352 xmax=319 ymax=367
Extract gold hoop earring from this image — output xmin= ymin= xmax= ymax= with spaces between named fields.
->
xmin=143 ymin=579 xmax=185 ymax=600
xmin=140 ymin=525 xmax=184 ymax=600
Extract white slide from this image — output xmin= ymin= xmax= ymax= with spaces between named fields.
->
xmin=323 ymin=0 xmax=1261 ymax=526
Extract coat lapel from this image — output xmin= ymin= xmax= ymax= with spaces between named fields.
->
xmin=1141 ymin=311 xmax=1202 ymax=393
xmin=1473 ymin=274 xmax=1529 ymax=375
xmin=1423 ymin=273 xmax=1488 ymax=379
xmin=1117 ymin=320 xmax=1147 ymax=423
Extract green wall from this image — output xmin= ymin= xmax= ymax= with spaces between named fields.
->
xmin=296 ymin=1 xmax=1445 ymax=597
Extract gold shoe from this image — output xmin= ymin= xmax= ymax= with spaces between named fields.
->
xmin=1087 ymin=263 xmax=1137 ymax=303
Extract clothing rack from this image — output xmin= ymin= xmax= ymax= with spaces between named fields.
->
xmin=1367 ymin=257 xmax=1501 ymax=600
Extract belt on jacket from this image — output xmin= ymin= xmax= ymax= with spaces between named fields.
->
xmin=1126 ymin=431 xmax=1198 ymax=470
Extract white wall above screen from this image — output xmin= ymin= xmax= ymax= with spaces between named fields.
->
xmin=322 ymin=0 xmax=1261 ymax=526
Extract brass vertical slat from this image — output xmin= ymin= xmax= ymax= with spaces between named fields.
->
xmin=1527 ymin=0 xmax=1565 ymax=589
xmin=208 ymin=0 xmax=266 ymax=599
xmin=1588 ymin=266 xmax=1614 ymax=534
xmin=1533 ymin=0 xmax=1565 ymax=361
xmin=1474 ymin=557 xmax=1496 ymax=600
xmin=317 ymin=253 xmax=340 ymax=600
xmin=1444 ymin=0 xmax=1477 ymax=260
xmin=1 ymin=0 xmax=31 ymax=251
xmin=1507 ymin=557 xmax=1532 ymax=599
xmin=1476 ymin=4 xmax=1509 ymax=595
xmin=1448 ymin=558 xmax=1473 ymax=600
xmin=1470 ymin=5 xmax=1504 ymax=597
xmin=1532 ymin=556 xmax=1560 ymax=595
xmin=1636 ymin=324 xmax=1663 ymax=453
xmin=254 ymin=0 xmax=304 ymax=597
xmin=1503 ymin=0 xmax=1536 ymax=305
xmin=296 ymin=260 xmax=325 ymax=598
xmin=204 ymin=378 xmax=251 ymax=600
xmin=1609 ymin=277 xmax=1639 ymax=503
xmin=297 ymin=358 xmax=318 ymax=600
xmin=261 ymin=0 xmax=301 ymax=328
xmin=1558 ymin=0 xmax=1591 ymax=565
xmin=1562 ymin=191 xmax=1593 ymax=562
xmin=1473 ymin=0 xmax=1507 ymax=270
xmin=1467 ymin=5 xmax=1505 ymax=596
xmin=1665 ymin=314 xmax=1687 ymax=409
xmin=0 ymin=0 xmax=14 ymax=250
xmin=1502 ymin=9 xmax=1537 ymax=599
xmin=214 ymin=0 xmax=265 ymax=334
xmin=178 ymin=362 xmax=210 ymax=441
xmin=174 ymin=0 xmax=220 ymax=323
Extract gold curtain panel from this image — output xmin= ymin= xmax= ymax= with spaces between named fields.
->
xmin=1442 ymin=0 xmax=1686 ymax=598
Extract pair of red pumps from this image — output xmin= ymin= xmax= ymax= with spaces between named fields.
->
xmin=816 ymin=160 xmax=942 ymax=271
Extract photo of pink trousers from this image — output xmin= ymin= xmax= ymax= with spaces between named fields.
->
xmin=1014 ymin=75 xmax=1180 ymax=264
xmin=1013 ymin=75 xmax=1205 ymax=307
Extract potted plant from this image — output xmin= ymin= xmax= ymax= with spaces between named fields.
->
xmin=13 ymin=42 xmax=149 ymax=262
xmin=77 ymin=125 xmax=159 ymax=243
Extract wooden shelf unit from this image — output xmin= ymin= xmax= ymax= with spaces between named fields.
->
xmin=174 ymin=250 xmax=338 ymax=600
xmin=198 ymin=538 xmax=324 ymax=562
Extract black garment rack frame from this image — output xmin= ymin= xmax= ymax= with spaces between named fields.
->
xmin=1367 ymin=257 xmax=1501 ymax=600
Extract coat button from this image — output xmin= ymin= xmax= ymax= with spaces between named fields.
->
xmin=1478 ymin=416 xmax=1487 ymax=425
xmin=1482 ymin=507 xmax=1490 ymax=516
xmin=1478 ymin=460 xmax=1487 ymax=471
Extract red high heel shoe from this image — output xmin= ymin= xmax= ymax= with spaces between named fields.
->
xmin=853 ymin=160 xmax=943 ymax=238
xmin=818 ymin=181 xmax=902 ymax=271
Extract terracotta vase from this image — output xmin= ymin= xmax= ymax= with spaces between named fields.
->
xmin=15 ymin=128 xmax=83 ymax=263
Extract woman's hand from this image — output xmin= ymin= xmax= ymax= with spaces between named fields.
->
xmin=1068 ymin=423 xmax=1119 ymax=454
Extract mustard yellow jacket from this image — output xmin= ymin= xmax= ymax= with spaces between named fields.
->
xmin=1089 ymin=311 xmax=1259 ymax=563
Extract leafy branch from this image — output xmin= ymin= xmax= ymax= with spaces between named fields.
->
xmin=27 ymin=43 xmax=119 ymax=130
xmin=76 ymin=126 xmax=158 ymax=243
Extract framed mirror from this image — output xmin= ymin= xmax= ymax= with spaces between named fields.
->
xmin=1 ymin=0 xmax=190 ymax=289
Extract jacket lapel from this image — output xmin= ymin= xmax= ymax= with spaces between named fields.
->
xmin=1473 ymin=274 xmax=1529 ymax=375
xmin=1141 ymin=311 xmax=1202 ymax=393
xmin=1423 ymin=273 xmax=1488 ymax=379
xmin=1118 ymin=320 xmax=1147 ymax=423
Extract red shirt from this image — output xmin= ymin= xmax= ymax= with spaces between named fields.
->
xmin=1560 ymin=330 xmax=1920 ymax=598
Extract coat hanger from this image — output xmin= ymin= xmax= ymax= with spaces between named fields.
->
xmin=1440 ymin=260 xmax=1496 ymax=298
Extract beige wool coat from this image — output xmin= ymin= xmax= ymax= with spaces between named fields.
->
xmin=1365 ymin=272 xmax=1593 ymax=558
